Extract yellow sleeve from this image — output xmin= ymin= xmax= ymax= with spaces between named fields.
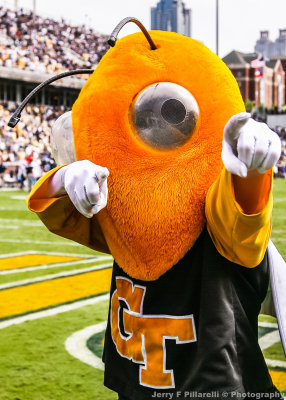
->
xmin=205 ymin=167 xmax=273 ymax=268
xmin=26 ymin=167 xmax=110 ymax=255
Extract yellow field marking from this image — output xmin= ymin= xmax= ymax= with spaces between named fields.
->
xmin=0 ymin=254 xmax=83 ymax=271
xmin=0 ymin=268 xmax=112 ymax=319
xmin=269 ymin=370 xmax=286 ymax=391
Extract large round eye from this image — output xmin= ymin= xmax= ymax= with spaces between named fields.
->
xmin=130 ymin=82 xmax=199 ymax=150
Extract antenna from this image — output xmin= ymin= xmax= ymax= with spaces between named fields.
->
xmin=8 ymin=69 xmax=94 ymax=128
xmin=108 ymin=17 xmax=157 ymax=50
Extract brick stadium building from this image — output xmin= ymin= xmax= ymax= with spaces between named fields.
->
xmin=222 ymin=51 xmax=285 ymax=110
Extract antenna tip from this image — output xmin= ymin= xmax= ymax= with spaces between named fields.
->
xmin=107 ymin=36 xmax=116 ymax=47
xmin=8 ymin=115 xmax=20 ymax=128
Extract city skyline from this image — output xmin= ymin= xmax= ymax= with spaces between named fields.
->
xmin=151 ymin=0 xmax=191 ymax=37
xmin=0 ymin=0 xmax=286 ymax=58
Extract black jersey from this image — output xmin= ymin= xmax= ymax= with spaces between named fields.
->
xmin=103 ymin=227 xmax=281 ymax=400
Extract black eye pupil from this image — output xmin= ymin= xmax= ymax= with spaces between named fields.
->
xmin=161 ymin=99 xmax=186 ymax=125
xmin=131 ymin=82 xmax=199 ymax=151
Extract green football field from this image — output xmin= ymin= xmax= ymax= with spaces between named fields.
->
xmin=0 ymin=179 xmax=285 ymax=399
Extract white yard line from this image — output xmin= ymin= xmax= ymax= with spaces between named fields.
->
xmin=11 ymin=195 xmax=26 ymax=200
xmin=0 ymin=238 xmax=83 ymax=246
xmin=0 ymin=188 xmax=18 ymax=192
xmin=0 ymin=218 xmax=42 ymax=226
xmin=65 ymin=321 xmax=107 ymax=371
xmin=0 ymin=206 xmax=26 ymax=210
xmin=258 ymin=321 xmax=278 ymax=329
xmin=258 ymin=321 xmax=286 ymax=368
xmin=0 ymin=255 xmax=112 ymax=275
xmin=0 ymin=250 xmax=95 ymax=258
xmin=0 ymin=262 xmax=113 ymax=290
xmin=265 ymin=358 xmax=286 ymax=369
xmin=259 ymin=330 xmax=281 ymax=351
xmin=0 ymin=293 xmax=109 ymax=330
xmin=274 ymin=198 xmax=286 ymax=203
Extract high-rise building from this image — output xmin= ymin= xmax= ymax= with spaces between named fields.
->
xmin=275 ymin=29 xmax=286 ymax=58
xmin=151 ymin=0 xmax=191 ymax=37
xmin=254 ymin=31 xmax=274 ymax=59
xmin=254 ymin=29 xmax=286 ymax=59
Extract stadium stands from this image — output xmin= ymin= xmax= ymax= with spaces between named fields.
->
xmin=0 ymin=102 xmax=62 ymax=189
xmin=0 ymin=6 xmax=108 ymax=74
xmin=0 ymin=6 xmax=285 ymax=191
xmin=275 ymin=127 xmax=286 ymax=178
xmin=1 ymin=101 xmax=285 ymax=191
xmin=0 ymin=5 xmax=110 ymax=190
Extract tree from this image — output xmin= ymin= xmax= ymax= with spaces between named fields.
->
xmin=245 ymin=99 xmax=254 ymax=113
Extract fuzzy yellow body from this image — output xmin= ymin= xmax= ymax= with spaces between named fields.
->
xmin=72 ymin=31 xmax=245 ymax=280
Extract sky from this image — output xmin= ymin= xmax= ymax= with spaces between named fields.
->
xmin=1 ymin=0 xmax=286 ymax=58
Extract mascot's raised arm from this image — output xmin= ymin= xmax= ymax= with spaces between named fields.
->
xmin=9 ymin=17 xmax=285 ymax=400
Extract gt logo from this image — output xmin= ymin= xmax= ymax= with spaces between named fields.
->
xmin=110 ymin=277 xmax=197 ymax=389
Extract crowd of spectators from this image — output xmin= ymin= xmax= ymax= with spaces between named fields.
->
xmin=0 ymin=101 xmax=286 ymax=192
xmin=0 ymin=102 xmax=63 ymax=190
xmin=0 ymin=6 xmax=285 ymax=191
xmin=0 ymin=6 xmax=109 ymax=75
xmin=0 ymin=6 xmax=109 ymax=190
xmin=274 ymin=126 xmax=286 ymax=178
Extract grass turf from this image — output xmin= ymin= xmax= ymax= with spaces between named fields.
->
xmin=0 ymin=300 xmax=117 ymax=400
xmin=0 ymin=190 xmax=116 ymax=399
xmin=272 ymin=178 xmax=286 ymax=259
xmin=0 ymin=180 xmax=285 ymax=399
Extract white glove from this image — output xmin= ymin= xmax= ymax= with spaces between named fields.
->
xmin=222 ymin=112 xmax=281 ymax=177
xmin=50 ymin=160 xmax=109 ymax=218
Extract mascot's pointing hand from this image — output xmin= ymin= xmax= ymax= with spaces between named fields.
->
xmin=222 ymin=112 xmax=281 ymax=177
xmin=50 ymin=160 xmax=109 ymax=218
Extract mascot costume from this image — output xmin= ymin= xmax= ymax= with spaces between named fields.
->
xmin=8 ymin=17 xmax=286 ymax=400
